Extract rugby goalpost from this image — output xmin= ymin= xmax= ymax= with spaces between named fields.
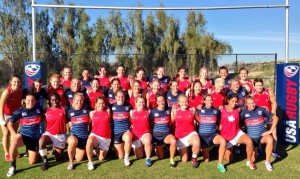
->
xmin=31 ymin=0 xmax=290 ymax=63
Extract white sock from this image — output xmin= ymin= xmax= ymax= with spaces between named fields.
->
xmin=39 ymin=149 xmax=47 ymax=156
xmin=124 ymin=154 xmax=129 ymax=159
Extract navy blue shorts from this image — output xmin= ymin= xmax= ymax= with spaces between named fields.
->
xmin=22 ymin=135 xmax=39 ymax=151
xmin=152 ymin=131 xmax=169 ymax=146
xmin=251 ymin=137 xmax=262 ymax=148
xmin=199 ymin=133 xmax=217 ymax=148
xmin=71 ymin=135 xmax=88 ymax=150
xmin=113 ymin=131 xmax=126 ymax=144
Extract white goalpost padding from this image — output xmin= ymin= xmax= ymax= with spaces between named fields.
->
xmin=31 ymin=0 xmax=290 ymax=62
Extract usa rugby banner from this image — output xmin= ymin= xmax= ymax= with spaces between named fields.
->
xmin=276 ymin=63 xmax=299 ymax=144
xmin=24 ymin=61 xmax=46 ymax=88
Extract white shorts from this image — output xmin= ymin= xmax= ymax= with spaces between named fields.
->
xmin=176 ymin=131 xmax=198 ymax=150
xmin=43 ymin=132 xmax=67 ymax=149
xmin=4 ymin=115 xmax=11 ymax=123
xmin=89 ymin=133 xmax=111 ymax=151
xmin=226 ymin=130 xmax=245 ymax=149
xmin=132 ymin=133 xmax=151 ymax=149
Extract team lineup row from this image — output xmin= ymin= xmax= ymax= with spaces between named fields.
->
xmin=0 ymin=65 xmax=278 ymax=177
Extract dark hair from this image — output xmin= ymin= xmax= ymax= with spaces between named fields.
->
xmin=110 ymin=78 xmax=121 ymax=85
xmin=91 ymin=78 xmax=100 ymax=84
xmin=117 ymin=64 xmax=125 ymax=69
xmin=239 ymin=67 xmax=248 ymax=74
xmin=227 ymin=93 xmax=239 ymax=101
xmin=95 ymin=96 xmax=106 ymax=104
xmin=219 ymin=66 xmax=228 ymax=73
xmin=48 ymin=92 xmax=61 ymax=107
xmin=98 ymin=65 xmax=107 ymax=72
xmin=253 ymin=78 xmax=264 ymax=86
xmin=203 ymin=94 xmax=212 ymax=101
xmin=9 ymin=74 xmax=22 ymax=84
xmin=136 ymin=67 xmax=145 ymax=74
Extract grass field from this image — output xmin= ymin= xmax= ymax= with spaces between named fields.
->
xmin=0 ymin=141 xmax=299 ymax=179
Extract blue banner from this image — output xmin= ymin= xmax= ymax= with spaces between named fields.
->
xmin=276 ymin=63 xmax=299 ymax=144
xmin=24 ymin=61 xmax=46 ymax=133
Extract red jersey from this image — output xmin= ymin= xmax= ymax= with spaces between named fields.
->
xmin=177 ymin=78 xmax=191 ymax=92
xmin=46 ymin=84 xmax=67 ymax=107
xmin=188 ymin=95 xmax=203 ymax=108
xmin=95 ymin=76 xmax=111 ymax=89
xmin=148 ymin=91 xmax=157 ymax=109
xmin=174 ymin=108 xmax=195 ymax=139
xmin=240 ymin=80 xmax=253 ymax=92
xmin=211 ymin=90 xmax=226 ymax=108
xmin=129 ymin=94 xmax=136 ymax=109
xmin=45 ymin=107 xmax=66 ymax=135
xmin=220 ymin=106 xmax=240 ymax=141
xmin=87 ymin=90 xmax=105 ymax=109
xmin=252 ymin=88 xmax=271 ymax=111
xmin=3 ymin=86 xmax=22 ymax=115
xmin=131 ymin=110 xmax=150 ymax=139
xmin=115 ymin=76 xmax=130 ymax=91
xmin=91 ymin=110 xmax=111 ymax=139
xmin=136 ymin=79 xmax=148 ymax=90
xmin=201 ymin=80 xmax=213 ymax=90
xmin=60 ymin=78 xmax=71 ymax=88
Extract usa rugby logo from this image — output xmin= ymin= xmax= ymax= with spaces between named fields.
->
xmin=25 ymin=64 xmax=40 ymax=77
xmin=284 ymin=65 xmax=299 ymax=78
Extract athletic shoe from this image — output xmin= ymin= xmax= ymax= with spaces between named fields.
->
xmin=87 ymin=161 xmax=94 ymax=170
xmin=41 ymin=162 xmax=49 ymax=171
xmin=67 ymin=161 xmax=74 ymax=170
xmin=265 ymin=162 xmax=273 ymax=171
xmin=23 ymin=152 xmax=28 ymax=157
xmin=5 ymin=154 xmax=10 ymax=162
xmin=145 ymin=158 xmax=152 ymax=167
xmin=217 ymin=163 xmax=226 ymax=173
xmin=170 ymin=160 xmax=177 ymax=168
xmin=272 ymin=152 xmax=280 ymax=159
xmin=191 ymin=158 xmax=199 ymax=168
xmin=7 ymin=167 xmax=15 ymax=177
xmin=246 ymin=161 xmax=256 ymax=170
xmin=124 ymin=158 xmax=130 ymax=166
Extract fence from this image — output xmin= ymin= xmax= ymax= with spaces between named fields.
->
xmin=0 ymin=53 xmax=277 ymax=89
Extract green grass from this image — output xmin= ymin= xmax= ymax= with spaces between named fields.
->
xmin=0 ymin=143 xmax=299 ymax=179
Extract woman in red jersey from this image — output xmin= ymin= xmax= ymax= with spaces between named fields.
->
xmin=211 ymin=78 xmax=226 ymax=108
xmin=176 ymin=66 xmax=191 ymax=92
xmin=86 ymin=96 xmax=111 ymax=170
xmin=220 ymin=94 xmax=255 ymax=169
xmin=131 ymin=67 xmax=148 ymax=91
xmin=87 ymin=78 xmax=105 ymax=110
xmin=171 ymin=94 xmax=200 ymax=168
xmin=128 ymin=80 xmax=145 ymax=109
xmin=112 ymin=65 xmax=131 ymax=91
xmin=60 ymin=67 xmax=72 ymax=88
xmin=94 ymin=65 xmax=111 ymax=92
xmin=186 ymin=80 xmax=203 ymax=109
xmin=130 ymin=96 xmax=152 ymax=167
xmin=39 ymin=93 xmax=67 ymax=171
xmin=146 ymin=79 xmax=164 ymax=110
xmin=197 ymin=67 xmax=213 ymax=94
xmin=239 ymin=68 xmax=253 ymax=92
xmin=252 ymin=78 xmax=278 ymax=158
xmin=43 ymin=74 xmax=67 ymax=107
xmin=0 ymin=75 xmax=22 ymax=161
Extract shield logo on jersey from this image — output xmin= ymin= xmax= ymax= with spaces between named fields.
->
xmin=284 ymin=65 xmax=299 ymax=78
xmin=125 ymin=107 xmax=129 ymax=110
xmin=25 ymin=64 xmax=40 ymax=77
xmin=154 ymin=113 xmax=159 ymax=117
xmin=112 ymin=107 xmax=116 ymax=111
xmin=166 ymin=111 xmax=170 ymax=115
xmin=213 ymin=110 xmax=217 ymax=114
xmin=258 ymin=111 xmax=262 ymax=115
xmin=83 ymin=110 xmax=87 ymax=113
xmin=70 ymin=112 xmax=74 ymax=116
xmin=22 ymin=112 xmax=27 ymax=116
xmin=245 ymin=114 xmax=250 ymax=117
xmin=36 ymin=109 xmax=40 ymax=114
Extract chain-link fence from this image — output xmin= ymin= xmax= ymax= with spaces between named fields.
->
xmin=0 ymin=53 xmax=277 ymax=89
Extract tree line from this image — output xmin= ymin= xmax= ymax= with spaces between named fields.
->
xmin=0 ymin=0 xmax=232 ymax=87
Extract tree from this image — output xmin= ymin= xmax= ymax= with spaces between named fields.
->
xmin=0 ymin=0 xmax=31 ymax=82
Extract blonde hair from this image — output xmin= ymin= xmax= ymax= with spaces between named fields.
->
xmin=214 ymin=78 xmax=224 ymax=86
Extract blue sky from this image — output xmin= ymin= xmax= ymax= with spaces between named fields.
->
xmin=36 ymin=0 xmax=300 ymax=61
